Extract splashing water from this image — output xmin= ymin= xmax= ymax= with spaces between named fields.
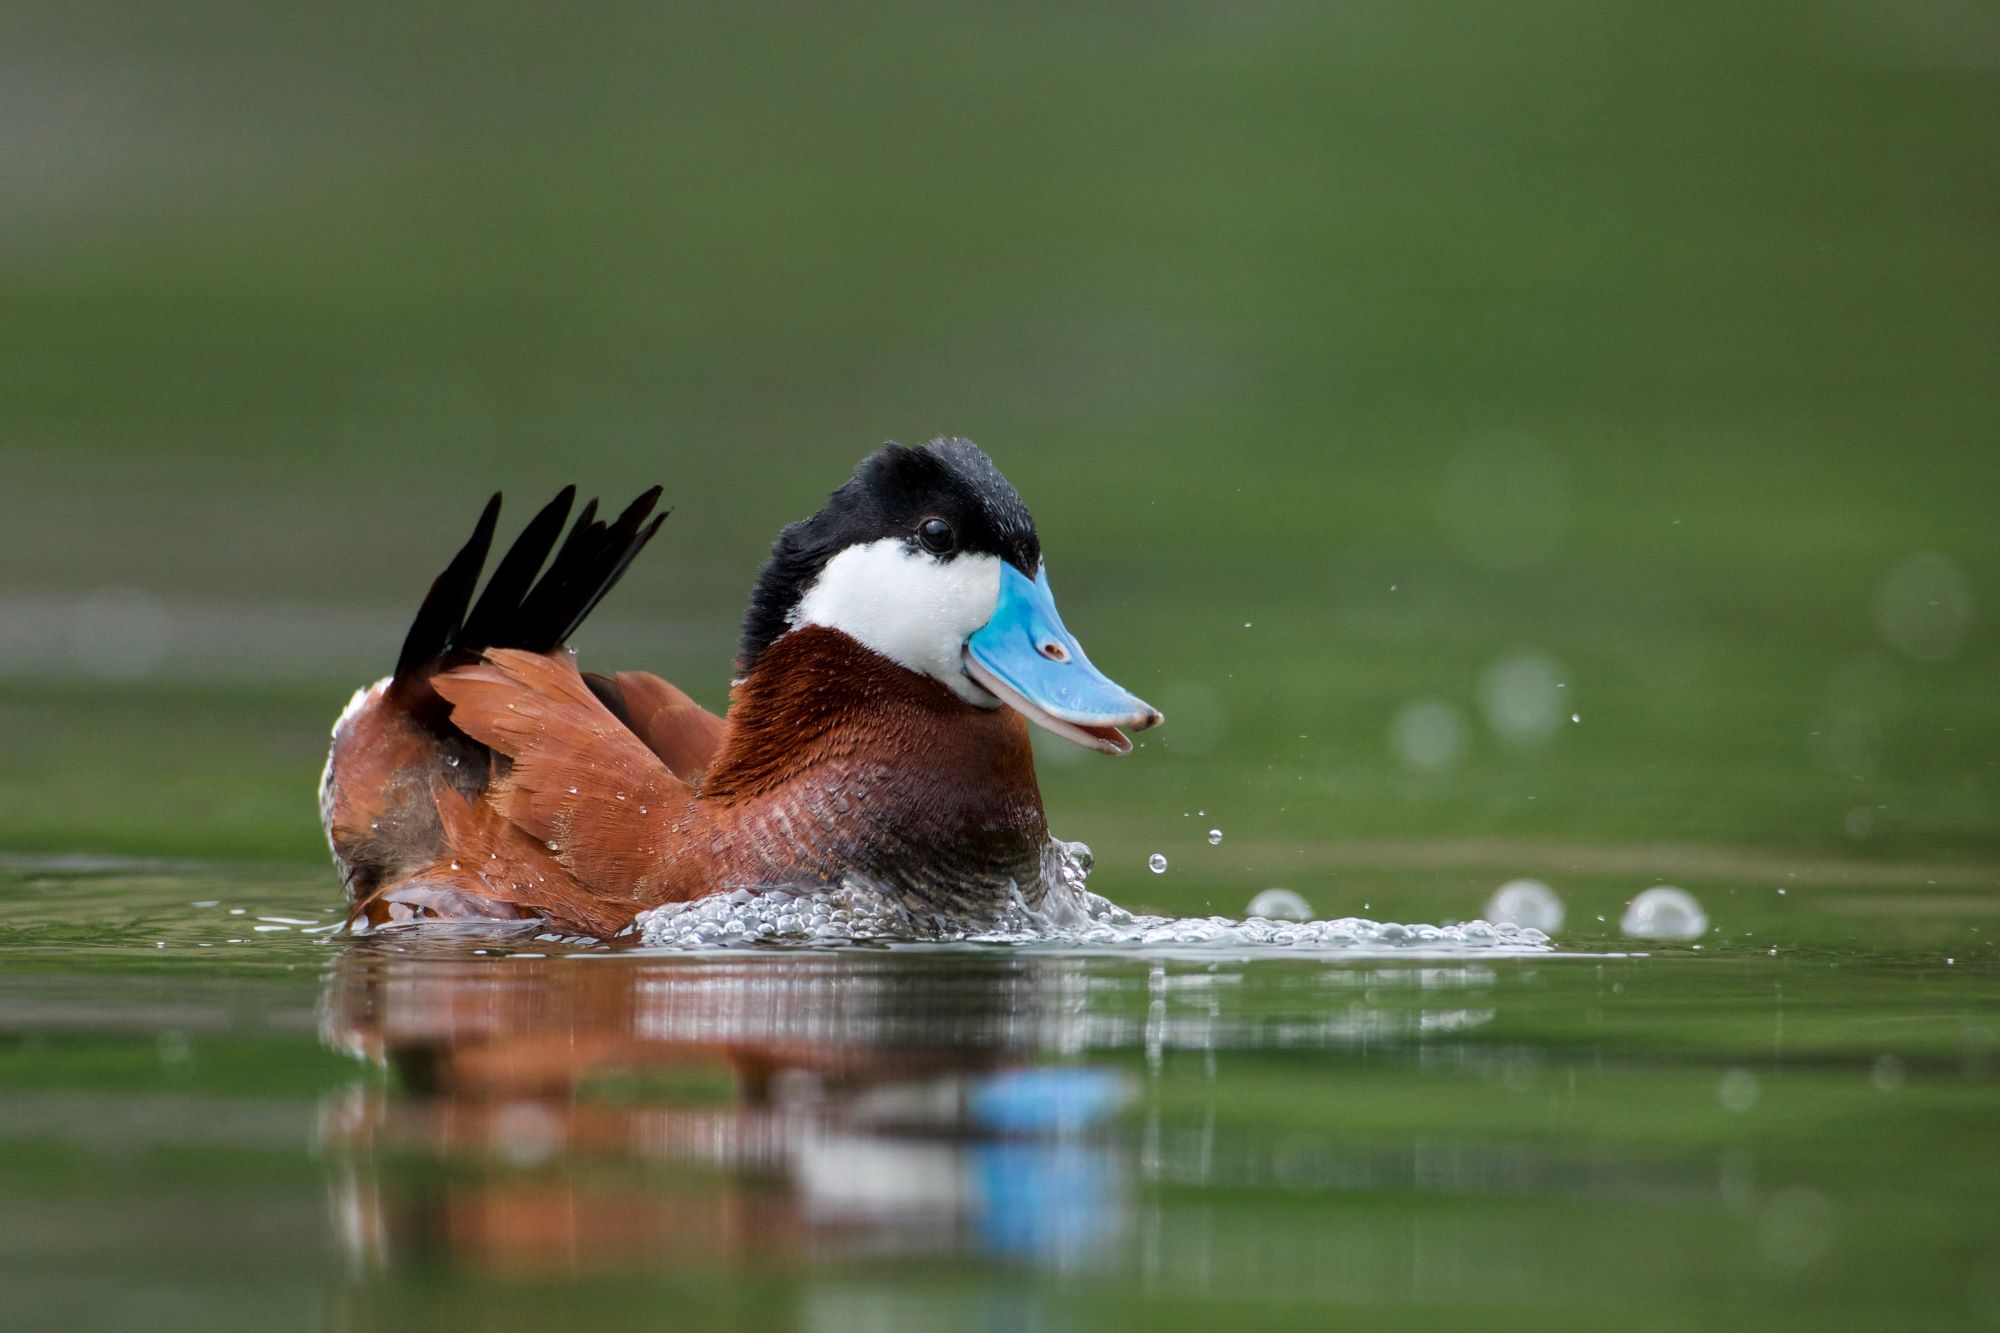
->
xmin=632 ymin=842 xmax=1552 ymax=954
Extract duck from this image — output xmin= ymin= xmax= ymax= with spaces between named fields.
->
xmin=321 ymin=437 xmax=1162 ymax=937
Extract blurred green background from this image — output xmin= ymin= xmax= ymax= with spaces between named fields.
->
xmin=1 ymin=0 xmax=1994 ymax=910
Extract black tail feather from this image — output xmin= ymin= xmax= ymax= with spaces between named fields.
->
xmin=564 ymin=512 xmax=667 ymax=646
xmin=394 ymin=493 xmax=500 ymax=682
xmin=457 ymin=486 xmax=576 ymax=651
xmin=550 ymin=488 xmax=667 ymax=646
xmin=391 ymin=486 xmax=665 ymax=684
xmin=515 ymin=485 xmax=666 ymax=650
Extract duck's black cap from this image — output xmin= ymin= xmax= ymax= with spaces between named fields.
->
xmin=737 ymin=438 xmax=1040 ymax=674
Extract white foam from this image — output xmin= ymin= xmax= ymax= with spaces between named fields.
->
xmin=632 ymin=842 xmax=1553 ymax=956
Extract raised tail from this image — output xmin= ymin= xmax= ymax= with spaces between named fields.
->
xmin=323 ymin=487 xmax=667 ymax=930
xmin=393 ymin=485 xmax=667 ymax=691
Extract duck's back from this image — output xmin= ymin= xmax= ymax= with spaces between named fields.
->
xmin=322 ymin=487 xmax=707 ymax=935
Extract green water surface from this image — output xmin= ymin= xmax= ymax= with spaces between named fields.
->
xmin=1 ymin=859 xmax=1995 ymax=1332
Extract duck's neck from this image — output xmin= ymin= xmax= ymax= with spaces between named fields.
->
xmin=701 ymin=626 xmax=1051 ymax=910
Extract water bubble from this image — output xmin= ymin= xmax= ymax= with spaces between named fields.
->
xmin=1147 ymin=853 xmax=1168 ymax=874
xmin=1483 ymin=878 xmax=1565 ymax=933
xmin=1390 ymin=697 xmax=1469 ymax=773
xmin=1478 ymin=651 xmax=1566 ymax=746
xmin=1621 ymin=885 xmax=1708 ymax=941
xmin=1570 ymin=713 xmax=1581 ymax=724
xmin=1717 ymin=1068 xmax=1760 ymax=1112
xmin=1876 ymin=551 xmax=1974 ymax=663
xmin=1207 ymin=828 xmax=1224 ymax=846
xmin=1246 ymin=888 xmax=1311 ymax=921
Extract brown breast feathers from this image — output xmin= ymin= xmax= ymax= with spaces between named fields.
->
xmin=698 ymin=626 xmax=1051 ymax=913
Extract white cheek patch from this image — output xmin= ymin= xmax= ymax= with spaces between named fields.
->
xmin=791 ymin=539 xmax=1002 ymax=706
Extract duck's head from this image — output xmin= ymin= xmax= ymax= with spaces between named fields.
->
xmin=739 ymin=438 xmax=1162 ymax=754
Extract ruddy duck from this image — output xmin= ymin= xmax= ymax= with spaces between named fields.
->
xmin=321 ymin=438 xmax=1161 ymax=936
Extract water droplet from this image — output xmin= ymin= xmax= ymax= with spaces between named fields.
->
xmin=1147 ymin=853 xmax=1168 ymax=874
xmin=1246 ymin=887 xmax=1310 ymax=921
xmin=1570 ymin=713 xmax=1581 ymax=723
xmin=1207 ymin=828 xmax=1223 ymax=845
xmin=1620 ymin=885 xmax=1708 ymax=941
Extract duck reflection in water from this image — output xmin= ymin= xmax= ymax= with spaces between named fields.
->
xmin=318 ymin=944 xmax=1135 ymax=1276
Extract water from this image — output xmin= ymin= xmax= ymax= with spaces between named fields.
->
xmin=3 ymin=856 xmax=1997 ymax=1331
xmin=632 ymin=845 xmax=1550 ymax=953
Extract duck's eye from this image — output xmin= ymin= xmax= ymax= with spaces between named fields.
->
xmin=916 ymin=517 xmax=956 ymax=555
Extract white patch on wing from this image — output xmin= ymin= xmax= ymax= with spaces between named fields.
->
xmin=791 ymin=540 xmax=1001 ymax=706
